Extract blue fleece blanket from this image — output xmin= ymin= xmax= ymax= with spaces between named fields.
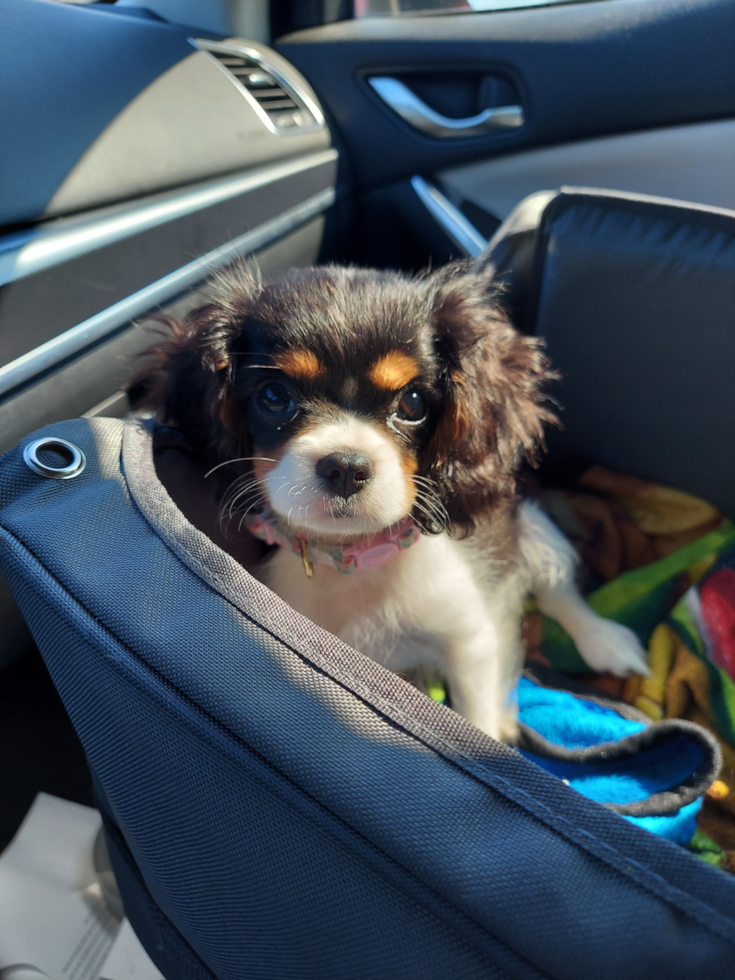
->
xmin=518 ymin=678 xmax=712 ymax=843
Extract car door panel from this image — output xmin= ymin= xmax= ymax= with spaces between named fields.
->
xmin=276 ymin=0 xmax=735 ymax=193
xmin=0 ymin=150 xmax=337 ymax=384
xmin=438 ymin=118 xmax=735 ymax=222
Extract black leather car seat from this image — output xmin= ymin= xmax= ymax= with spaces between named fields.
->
xmin=478 ymin=187 xmax=735 ymax=516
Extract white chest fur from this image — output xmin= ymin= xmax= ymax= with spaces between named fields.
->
xmin=260 ymin=532 xmax=526 ymax=739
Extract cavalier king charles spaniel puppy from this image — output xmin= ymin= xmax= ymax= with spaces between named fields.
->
xmin=146 ymin=262 xmax=648 ymax=741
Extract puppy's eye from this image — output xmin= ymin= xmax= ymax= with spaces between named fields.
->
xmin=395 ymin=389 xmax=427 ymax=423
xmin=255 ymin=382 xmax=295 ymax=416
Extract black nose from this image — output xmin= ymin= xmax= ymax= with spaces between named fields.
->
xmin=316 ymin=452 xmax=375 ymax=500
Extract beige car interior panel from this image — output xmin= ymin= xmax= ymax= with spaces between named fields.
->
xmin=45 ymin=43 xmax=331 ymax=219
xmin=437 ymin=119 xmax=735 ymax=220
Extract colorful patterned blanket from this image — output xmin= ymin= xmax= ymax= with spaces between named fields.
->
xmin=524 ymin=467 xmax=735 ymax=871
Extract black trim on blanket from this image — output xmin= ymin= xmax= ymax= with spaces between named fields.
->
xmin=518 ymin=717 xmax=722 ymax=817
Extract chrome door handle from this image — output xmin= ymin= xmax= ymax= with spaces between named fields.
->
xmin=368 ymin=76 xmax=524 ymax=138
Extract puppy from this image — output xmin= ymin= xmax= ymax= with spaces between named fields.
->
xmin=145 ymin=262 xmax=648 ymax=741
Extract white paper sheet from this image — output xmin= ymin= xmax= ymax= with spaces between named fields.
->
xmin=97 ymin=920 xmax=163 ymax=980
xmin=0 ymin=794 xmax=162 ymax=980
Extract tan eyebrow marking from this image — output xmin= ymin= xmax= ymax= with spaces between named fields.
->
xmin=273 ymin=349 xmax=324 ymax=381
xmin=369 ymin=352 xmax=420 ymax=391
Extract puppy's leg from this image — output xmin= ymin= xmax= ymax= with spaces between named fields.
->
xmin=519 ymin=501 xmax=650 ymax=677
xmin=444 ymin=637 xmax=506 ymax=742
xmin=443 ymin=599 xmax=524 ymax=743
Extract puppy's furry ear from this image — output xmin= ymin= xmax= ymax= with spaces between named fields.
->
xmin=424 ymin=267 xmax=557 ymax=535
xmin=137 ymin=263 xmax=262 ymax=459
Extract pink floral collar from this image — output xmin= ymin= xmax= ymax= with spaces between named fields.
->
xmin=243 ymin=509 xmax=420 ymax=577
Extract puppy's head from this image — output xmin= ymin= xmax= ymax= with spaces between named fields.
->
xmin=145 ymin=262 xmax=555 ymax=539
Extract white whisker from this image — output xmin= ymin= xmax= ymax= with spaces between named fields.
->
xmin=205 ymin=456 xmax=278 ymax=478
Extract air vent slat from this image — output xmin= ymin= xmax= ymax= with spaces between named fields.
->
xmin=254 ymin=96 xmax=297 ymax=106
xmin=197 ymin=40 xmax=319 ymax=135
xmin=249 ymin=87 xmax=289 ymax=98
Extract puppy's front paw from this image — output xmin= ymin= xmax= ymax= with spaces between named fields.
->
xmin=574 ymin=617 xmax=650 ymax=677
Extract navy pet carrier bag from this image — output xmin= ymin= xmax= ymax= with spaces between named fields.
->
xmin=1 ymin=416 xmax=734 ymax=980
xmin=2 ymin=188 xmax=735 ymax=978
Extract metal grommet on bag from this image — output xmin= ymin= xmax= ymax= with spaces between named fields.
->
xmin=23 ymin=437 xmax=86 ymax=480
